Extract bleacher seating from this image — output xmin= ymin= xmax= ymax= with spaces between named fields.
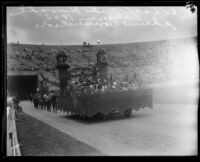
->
xmin=7 ymin=37 xmax=198 ymax=86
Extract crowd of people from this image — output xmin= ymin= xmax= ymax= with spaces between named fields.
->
xmin=62 ymin=77 xmax=142 ymax=98
xmin=16 ymin=76 xmax=140 ymax=116
xmin=31 ymin=92 xmax=58 ymax=113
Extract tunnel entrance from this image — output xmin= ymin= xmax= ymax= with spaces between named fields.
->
xmin=7 ymin=75 xmax=38 ymax=97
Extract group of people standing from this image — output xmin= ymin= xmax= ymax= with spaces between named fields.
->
xmin=73 ymin=78 xmax=140 ymax=96
xmin=31 ymin=93 xmax=58 ymax=113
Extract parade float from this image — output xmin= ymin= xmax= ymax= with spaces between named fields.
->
xmin=56 ymin=49 xmax=153 ymax=119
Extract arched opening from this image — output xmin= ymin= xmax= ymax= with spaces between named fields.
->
xmin=7 ymin=75 xmax=38 ymax=97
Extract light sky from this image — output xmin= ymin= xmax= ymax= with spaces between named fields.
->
xmin=7 ymin=7 xmax=197 ymax=45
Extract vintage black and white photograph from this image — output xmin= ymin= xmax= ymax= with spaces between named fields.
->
xmin=6 ymin=5 xmax=198 ymax=156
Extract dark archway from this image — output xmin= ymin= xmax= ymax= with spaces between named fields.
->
xmin=7 ymin=75 xmax=38 ymax=97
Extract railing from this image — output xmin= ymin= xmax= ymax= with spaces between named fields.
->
xmin=7 ymin=106 xmax=21 ymax=156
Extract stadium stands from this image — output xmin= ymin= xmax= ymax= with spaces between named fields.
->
xmin=7 ymin=37 xmax=198 ymax=87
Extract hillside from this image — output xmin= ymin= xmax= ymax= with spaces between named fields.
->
xmin=7 ymin=37 xmax=198 ymax=88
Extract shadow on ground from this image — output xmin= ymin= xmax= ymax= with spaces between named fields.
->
xmin=60 ymin=110 xmax=152 ymax=124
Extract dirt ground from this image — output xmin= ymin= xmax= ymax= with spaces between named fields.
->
xmin=19 ymin=100 xmax=197 ymax=156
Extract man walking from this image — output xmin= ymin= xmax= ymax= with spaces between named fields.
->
xmin=51 ymin=94 xmax=57 ymax=113
xmin=45 ymin=94 xmax=51 ymax=111
xmin=39 ymin=95 xmax=45 ymax=110
xmin=33 ymin=94 xmax=38 ymax=109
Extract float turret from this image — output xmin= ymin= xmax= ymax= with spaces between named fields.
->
xmin=95 ymin=49 xmax=108 ymax=81
xmin=56 ymin=51 xmax=71 ymax=95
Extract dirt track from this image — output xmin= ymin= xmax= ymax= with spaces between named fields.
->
xmin=19 ymin=101 xmax=197 ymax=156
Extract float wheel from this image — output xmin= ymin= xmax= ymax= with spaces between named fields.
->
xmin=124 ymin=109 xmax=132 ymax=117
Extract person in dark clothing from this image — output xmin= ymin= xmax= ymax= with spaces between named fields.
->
xmin=47 ymin=100 xmax=51 ymax=111
xmin=35 ymin=96 xmax=39 ymax=109
xmin=33 ymin=94 xmax=39 ymax=109
xmin=45 ymin=95 xmax=51 ymax=111
xmin=43 ymin=95 xmax=47 ymax=110
xmin=39 ymin=96 xmax=45 ymax=110
xmin=51 ymin=95 xmax=57 ymax=113
xmin=38 ymin=95 xmax=44 ymax=109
